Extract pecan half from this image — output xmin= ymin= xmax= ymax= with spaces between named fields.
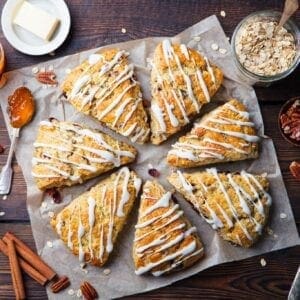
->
xmin=51 ymin=276 xmax=70 ymax=293
xmin=36 ymin=71 xmax=58 ymax=85
xmin=80 ymin=281 xmax=98 ymax=300
xmin=290 ymin=161 xmax=300 ymax=181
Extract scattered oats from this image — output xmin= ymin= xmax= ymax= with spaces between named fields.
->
xmin=48 ymin=211 xmax=54 ymax=218
xmin=280 ymin=213 xmax=287 ymax=219
xmin=82 ymin=269 xmax=88 ymax=274
xmin=46 ymin=241 xmax=53 ymax=248
xmin=261 ymin=172 xmax=268 ymax=177
xmin=2 ymin=195 xmax=7 ymax=201
xmin=219 ymin=48 xmax=227 ymax=54
xmin=32 ymin=66 xmax=39 ymax=74
xmin=49 ymin=51 xmax=56 ymax=56
xmin=227 ymin=36 xmax=230 ymax=41
xmin=40 ymin=67 xmax=46 ymax=73
xmin=68 ymin=289 xmax=75 ymax=296
xmin=266 ymin=227 xmax=273 ymax=235
xmin=48 ymin=64 xmax=54 ymax=71
xmin=220 ymin=10 xmax=226 ymax=18
xmin=148 ymin=163 xmax=154 ymax=169
xmin=41 ymin=202 xmax=47 ymax=209
xmin=80 ymin=262 xmax=86 ymax=269
xmin=65 ymin=68 xmax=71 ymax=74
xmin=193 ymin=36 xmax=201 ymax=42
xmin=273 ymin=234 xmax=278 ymax=239
xmin=103 ymin=268 xmax=111 ymax=275
xmin=260 ymin=258 xmax=267 ymax=267
xmin=76 ymin=289 xmax=82 ymax=297
xmin=0 ymin=211 xmax=5 ymax=217
xmin=211 ymin=43 xmax=219 ymax=51
xmin=121 ymin=28 xmax=126 ymax=33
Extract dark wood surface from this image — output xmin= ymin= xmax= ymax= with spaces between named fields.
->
xmin=0 ymin=1 xmax=299 ymax=299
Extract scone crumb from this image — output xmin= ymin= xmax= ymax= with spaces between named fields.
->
xmin=280 ymin=213 xmax=287 ymax=219
xmin=193 ymin=36 xmax=201 ymax=42
xmin=121 ymin=28 xmax=127 ymax=33
xmin=260 ymin=258 xmax=267 ymax=267
xmin=48 ymin=211 xmax=54 ymax=218
xmin=220 ymin=10 xmax=226 ymax=18
xmin=2 ymin=195 xmax=7 ymax=201
xmin=211 ymin=43 xmax=219 ymax=51
xmin=0 ymin=211 xmax=5 ymax=217
xmin=76 ymin=289 xmax=82 ymax=297
xmin=219 ymin=48 xmax=227 ymax=54
xmin=103 ymin=268 xmax=111 ymax=275
xmin=47 ymin=241 xmax=53 ymax=248
xmin=68 ymin=289 xmax=75 ymax=296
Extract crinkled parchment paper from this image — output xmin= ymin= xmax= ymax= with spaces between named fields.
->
xmin=1 ymin=15 xmax=299 ymax=299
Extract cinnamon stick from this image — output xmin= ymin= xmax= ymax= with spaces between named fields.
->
xmin=7 ymin=239 xmax=26 ymax=300
xmin=3 ymin=232 xmax=56 ymax=281
xmin=0 ymin=239 xmax=47 ymax=286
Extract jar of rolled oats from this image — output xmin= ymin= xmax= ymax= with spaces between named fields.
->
xmin=231 ymin=10 xmax=299 ymax=86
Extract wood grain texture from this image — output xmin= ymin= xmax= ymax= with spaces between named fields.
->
xmin=0 ymin=0 xmax=299 ymax=299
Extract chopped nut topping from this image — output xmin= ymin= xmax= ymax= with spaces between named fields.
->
xmin=235 ymin=18 xmax=296 ymax=76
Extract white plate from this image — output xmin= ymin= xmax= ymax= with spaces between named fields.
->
xmin=1 ymin=0 xmax=71 ymax=56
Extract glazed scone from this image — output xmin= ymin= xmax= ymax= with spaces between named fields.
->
xmin=168 ymin=169 xmax=272 ymax=248
xmin=61 ymin=48 xmax=150 ymax=144
xmin=51 ymin=167 xmax=142 ymax=267
xmin=32 ymin=119 xmax=137 ymax=190
xmin=133 ymin=180 xmax=204 ymax=276
xmin=167 ymin=99 xmax=259 ymax=168
xmin=150 ymin=40 xmax=223 ymax=144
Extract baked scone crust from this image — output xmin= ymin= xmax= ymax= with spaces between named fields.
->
xmin=133 ymin=180 xmax=204 ymax=276
xmin=32 ymin=119 xmax=137 ymax=190
xmin=61 ymin=48 xmax=150 ymax=144
xmin=167 ymin=99 xmax=259 ymax=168
xmin=150 ymin=40 xmax=223 ymax=144
xmin=168 ymin=169 xmax=271 ymax=248
xmin=51 ymin=167 xmax=142 ymax=267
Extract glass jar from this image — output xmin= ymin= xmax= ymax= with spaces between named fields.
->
xmin=231 ymin=10 xmax=300 ymax=86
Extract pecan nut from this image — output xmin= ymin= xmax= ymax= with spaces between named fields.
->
xmin=80 ymin=281 xmax=98 ymax=300
xmin=36 ymin=71 xmax=58 ymax=85
xmin=290 ymin=161 xmax=300 ymax=181
xmin=51 ymin=276 xmax=70 ymax=293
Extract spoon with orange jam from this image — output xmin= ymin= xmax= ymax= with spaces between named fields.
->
xmin=0 ymin=87 xmax=35 ymax=195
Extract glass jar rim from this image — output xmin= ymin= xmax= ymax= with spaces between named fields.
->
xmin=231 ymin=10 xmax=300 ymax=83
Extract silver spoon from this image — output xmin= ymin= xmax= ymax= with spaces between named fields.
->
xmin=0 ymin=128 xmax=19 ymax=195
xmin=277 ymin=0 xmax=299 ymax=32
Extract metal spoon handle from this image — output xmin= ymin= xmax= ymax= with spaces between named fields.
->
xmin=278 ymin=0 xmax=299 ymax=29
xmin=0 ymin=128 xmax=19 ymax=195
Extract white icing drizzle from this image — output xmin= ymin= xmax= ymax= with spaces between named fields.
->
xmin=115 ymin=167 xmax=131 ymax=217
xmin=151 ymin=103 xmax=166 ymax=133
xmin=71 ymin=75 xmax=91 ymax=99
xmin=77 ymin=206 xmax=85 ymax=262
xmin=87 ymin=197 xmax=96 ymax=259
xmin=177 ymin=170 xmax=194 ymax=193
xmin=180 ymin=44 xmax=190 ymax=60
xmin=33 ymin=121 xmax=135 ymax=181
xmin=204 ymin=56 xmax=216 ymax=85
xmin=88 ymin=54 xmax=102 ymax=65
xmin=203 ymin=137 xmax=248 ymax=154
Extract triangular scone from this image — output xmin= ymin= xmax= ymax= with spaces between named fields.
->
xmin=61 ymin=49 xmax=150 ymax=144
xmin=133 ymin=180 xmax=204 ymax=276
xmin=51 ymin=167 xmax=142 ymax=267
xmin=167 ymin=99 xmax=259 ymax=167
xmin=150 ymin=40 xmax=223 ymax=144
xmin=168 ymin=169 xmax=271 ymax=248
xmin=32 ymin=119 xmax=137 ymax=190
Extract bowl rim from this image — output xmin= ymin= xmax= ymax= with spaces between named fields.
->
xmin=278 ymin=97 xmax=300 ymax=147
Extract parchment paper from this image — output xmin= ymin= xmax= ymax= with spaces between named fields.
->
xmin=1 ymin=15 xmax=299 ymax=299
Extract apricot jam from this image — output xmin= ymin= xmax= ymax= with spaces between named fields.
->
xmin=8 ymin=87 xmax=35 ymax=128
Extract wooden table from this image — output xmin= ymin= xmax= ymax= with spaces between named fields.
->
xmin=0 ymin=1 xmax=299 ymax=299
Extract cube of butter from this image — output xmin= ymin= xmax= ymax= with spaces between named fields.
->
xmin=13 ymin=1 xmax=60 ymax=41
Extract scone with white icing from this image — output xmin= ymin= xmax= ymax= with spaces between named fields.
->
xmin=133 ymin=180 xmax=204 ymax=276
xmin=61 ymin=48 xmax=150 ymax=144
xmin=32 ymin=119 xmax=137 ymax=190
xmin=51 ymin=167 xmax=142 ymax=267
xmin=150 ymin=40 xmax=223 ymax=144
xmin=167 ymin=99 xmax=259 ymax=168
xmin=168 ymin=169 xmax=271 ymax=248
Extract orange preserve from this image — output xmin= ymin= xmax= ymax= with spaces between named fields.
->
xmin=8 ymin=87 xmax=35 ymax=128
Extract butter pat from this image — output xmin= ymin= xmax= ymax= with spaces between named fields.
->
xmin=13 ymin=1 xmax=60 ymax=41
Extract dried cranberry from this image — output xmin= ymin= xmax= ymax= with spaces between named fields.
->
xmin=290 ymin=161 xmax=300 ymax=181
xmin=0 ymin=144 xmax=4 ymax=154
xmin=46 ymin=188 xmax=62 ymax=203
xmin=148 ymin=168 xmax=160 ymax=178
